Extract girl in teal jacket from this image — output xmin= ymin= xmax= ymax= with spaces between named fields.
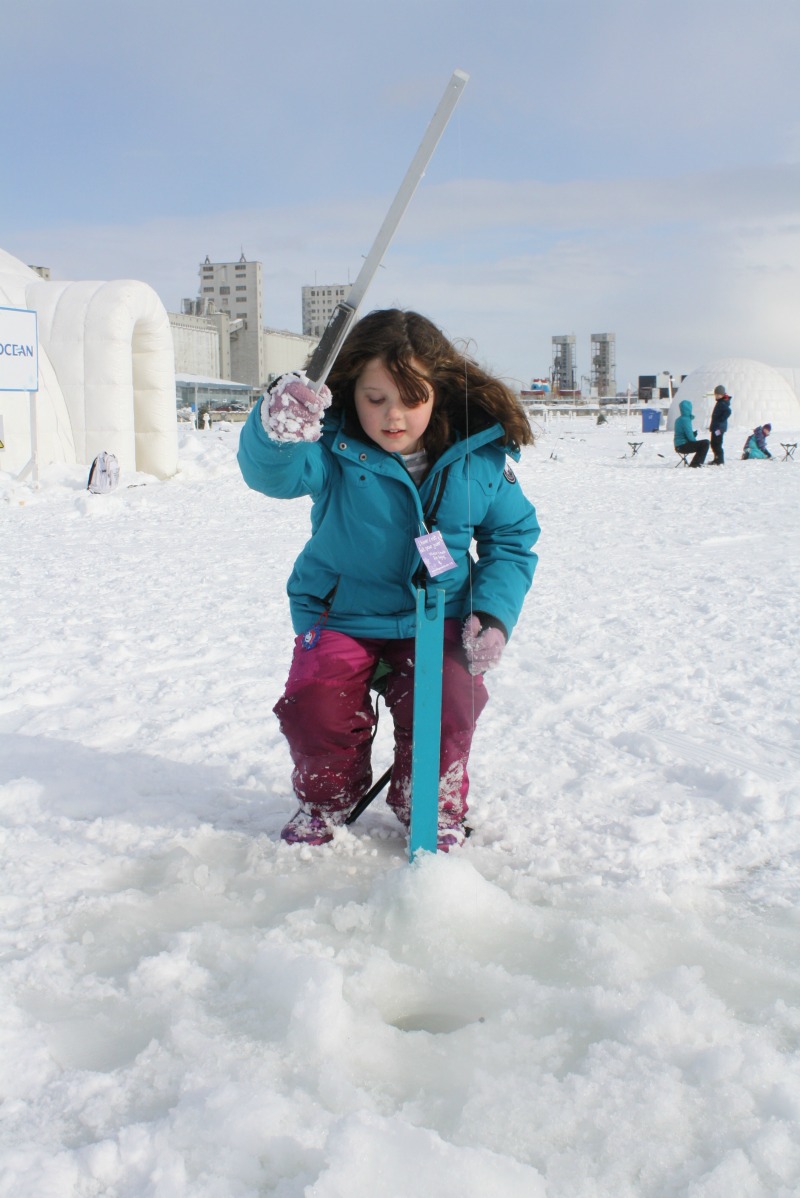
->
xmin=238 ymin=309 xmax=540 ymax=850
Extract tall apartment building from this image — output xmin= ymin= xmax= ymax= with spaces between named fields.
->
xmin=198 ymin=254 xmax=265 ymax=386
xmin=302 ymin=283 xmax=350 ymax=338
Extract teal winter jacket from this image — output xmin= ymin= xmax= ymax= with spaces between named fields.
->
xmin=238 ymin=403 xmax=540 ymax=641
xmin=673 ymin=400 xmax=698 ymax=448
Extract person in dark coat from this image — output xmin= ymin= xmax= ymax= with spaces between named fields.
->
xmin=709 ymin=384 xmax=732 ymax=465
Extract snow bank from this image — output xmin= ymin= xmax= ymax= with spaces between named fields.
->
xmin=1 ymin=415 xmax=799 ymax=1197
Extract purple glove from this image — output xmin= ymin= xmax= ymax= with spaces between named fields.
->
xmin=462 ymin=614 xmax=507 ymax=676
xmin=262 ymin=371 xmax=332 ymax=443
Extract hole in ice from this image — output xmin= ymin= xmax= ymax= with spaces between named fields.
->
xmin=389 ymin=1009 xmax=486 ymax=1034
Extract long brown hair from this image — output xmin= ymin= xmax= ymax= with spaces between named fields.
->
xmin=324 ymin=309 xmax=534 ymax=460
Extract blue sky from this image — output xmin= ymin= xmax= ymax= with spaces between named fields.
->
xmin=3 ymin=0 xmax=800 ymax=389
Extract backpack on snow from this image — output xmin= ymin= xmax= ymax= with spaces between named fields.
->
xmin=87 ymin=451 xmax=120 ymax=494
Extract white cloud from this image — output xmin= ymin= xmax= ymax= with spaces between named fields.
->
xmin=5 ymin=156 xmax=800 ymax=389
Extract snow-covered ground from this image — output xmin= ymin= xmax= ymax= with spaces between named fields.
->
xmin=2 ymin=413 xmax=799 ymax=1198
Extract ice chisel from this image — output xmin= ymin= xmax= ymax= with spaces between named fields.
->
xmin=306 ymin=68 xmax=469 ymax=392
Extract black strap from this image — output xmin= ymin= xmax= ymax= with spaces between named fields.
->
xmin=345 ymin=766 xmax=393 ymax=825
xmin=423 ymin=463 xmax=451 ymax=530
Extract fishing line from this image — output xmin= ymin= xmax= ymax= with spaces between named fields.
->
xmin=452 ymin=100 xmax=478 ymax=729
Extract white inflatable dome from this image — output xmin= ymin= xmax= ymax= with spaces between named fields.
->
xmin=0 ymin=247 xmax=177 ymax=479
xmin=668 ymin=357 xmax=800 ymax=433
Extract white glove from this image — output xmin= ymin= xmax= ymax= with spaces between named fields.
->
xmin=262 ymin=372 xmax=332 ymax=443
xmin=462 ymin=614 xmax=507 ymax=676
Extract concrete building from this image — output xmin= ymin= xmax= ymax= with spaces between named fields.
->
xmin=171 ymin=305 xmax=316 ymax=398
xmin=171 ymin=311 xmax=316 ymax=392
xmin=302 ymin=283 xmax=349 ymax=338
xmin=170 ymin=309 xmax=223 ymax=379
xmin=174 ymin=300 xmax=234 ymax=380
xmin=638 ymin=371 xmax=677 ymax=403
xmin=170 ymin=256 xmax=318 ymax=396
xmin=198 ymin=254 xmax=265 ymax=386
xmin=263 ymin=328 xmax=317 ymax=385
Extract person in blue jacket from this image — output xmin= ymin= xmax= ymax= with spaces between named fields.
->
xmin=742 ymin=423 xmax=773 ymax=459
xmin=673 ymin=399 xmax=709 ymax=467
xmin=709 ymin=384 xmax=732 ymax=465
xmin=238 ymin=308 xmax=540 ymax=850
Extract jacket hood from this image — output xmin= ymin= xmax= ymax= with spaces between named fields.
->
xmin=679 ymin=400 xmax=693 ymax=417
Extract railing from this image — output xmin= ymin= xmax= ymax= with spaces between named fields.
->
xmin=521 ymin=399 xmax=669 ymax=420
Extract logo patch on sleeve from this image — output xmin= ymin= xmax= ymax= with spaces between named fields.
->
xmin=503 ymin=463 xmax=517 ymax=484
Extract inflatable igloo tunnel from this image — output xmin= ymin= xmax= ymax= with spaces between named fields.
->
xmin=0 ymin=248 xmax=177 ymax=480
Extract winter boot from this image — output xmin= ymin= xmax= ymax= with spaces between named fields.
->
xmin=437 ymin=814 xmax=469 ymax=852
xmin=386 ymin=799 xmax=467 ymax=852
xmin=280 ymin=806 xmax=347 ymax=845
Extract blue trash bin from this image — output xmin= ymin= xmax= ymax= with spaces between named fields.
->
xmin=641 ymin=407 xmax=661 ymax=432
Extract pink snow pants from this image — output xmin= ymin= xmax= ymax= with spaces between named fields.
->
xmin=273 ymin=619 xmax=489 ymax=827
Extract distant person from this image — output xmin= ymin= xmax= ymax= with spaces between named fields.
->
xmin=673 ymin=399 xmax=709 ymax=467
xmin=709 ymin=384 xmax=732 ymax=465
xmin=742 ymin=423 xmax=773 ymax=459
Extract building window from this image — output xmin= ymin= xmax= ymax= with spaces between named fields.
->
xmin=203 ymin=286 xmax=214 ymax=293
xmin=219 ymin=286 xmax=230 ymax=295
xmin=236 ymin=285 xmax=247 ymax=291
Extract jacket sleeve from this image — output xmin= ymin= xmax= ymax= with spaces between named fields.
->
xmin=237 ymin=398 xmax=330 ymax=499
xmin=467 ymin=462 xmax=540 ymax=639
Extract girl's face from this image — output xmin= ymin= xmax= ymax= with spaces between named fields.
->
xmin=353 ymin=357 xmax=433 ymax=455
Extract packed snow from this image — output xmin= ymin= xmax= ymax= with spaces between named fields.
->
xmin=1 ymin=411 xmax=799 ymax=1198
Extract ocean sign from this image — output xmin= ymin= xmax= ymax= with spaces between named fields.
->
xmin=0 ymin=307 xmax=39 ymax=392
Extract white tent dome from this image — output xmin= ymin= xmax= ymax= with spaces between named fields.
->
xmin=0 ymin=247 xmax=177 ymax=479
xmin=667 ymin=357 xmax=800 ymax=433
